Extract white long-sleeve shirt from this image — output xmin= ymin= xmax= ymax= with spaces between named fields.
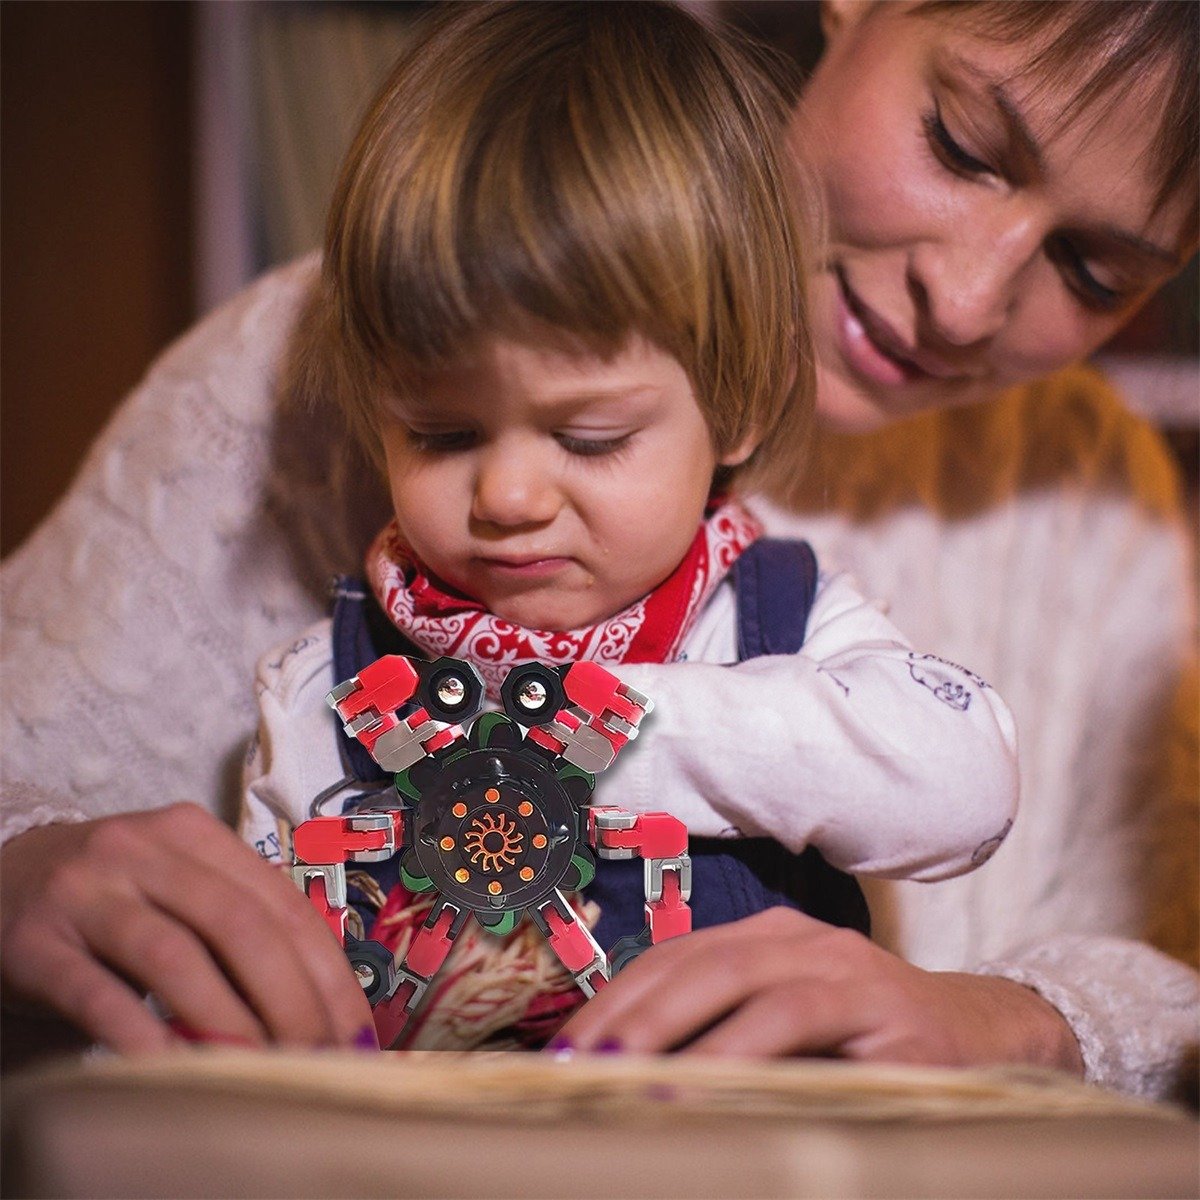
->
xmin=241 ymin=570 xmax=1019 ymax=884
xmin=3 ymin=258 xmax=1195 ymax=1098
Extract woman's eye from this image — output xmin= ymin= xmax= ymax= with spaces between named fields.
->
xmin=555 ymin=432 xmax=632 ymax=458
xmin=923 ymin=105 xmax=993 ymax=178
xmin=407 ymin=429 xmax=476 ymax=452
xmin=1046 ymin=237 xmax=1124 ymax=311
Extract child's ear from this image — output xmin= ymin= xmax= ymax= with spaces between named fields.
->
xmin=718 ymin=428 xmax=762 ymax=468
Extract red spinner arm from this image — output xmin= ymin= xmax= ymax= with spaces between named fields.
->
xmin=291 ymin=810 xmax=405 ymax=945
xmin=291 ymin=655 xmax=483 ymax=945
xmin=525 ymin=660 xmax=654 ymax=772
xmin=327 ymin=654 xmax=471 ymax=772
xmin=588 ymin=808 xmax=693 ymax=946
xmin=517 ymin=660 xmax=691 ymax=956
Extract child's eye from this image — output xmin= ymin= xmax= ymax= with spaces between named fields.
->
xmin=1046 ymin=236 xmax=1125 ymax=312
xmin=922 ymin=104 xmax=994 ymax=178
xmin=407 ymin=429 xmax=477 ymax=453
xmin=554 ymin=432 xmax=633 ymax=458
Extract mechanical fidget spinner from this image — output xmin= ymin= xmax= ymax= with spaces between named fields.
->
xmin=290 ymin=654 xmax=693 ymax=1049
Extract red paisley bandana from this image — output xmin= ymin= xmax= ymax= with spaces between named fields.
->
xmin=365 ymin=498 xmax=762 ymax=698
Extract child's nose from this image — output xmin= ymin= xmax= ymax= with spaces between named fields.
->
xmin=471 ymin=445 xmax=561 ymax=528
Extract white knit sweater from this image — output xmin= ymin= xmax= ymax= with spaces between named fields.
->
xmin=3 ymin=257 xmax=1195 ymax=1099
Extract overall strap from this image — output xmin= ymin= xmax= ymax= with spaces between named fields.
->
xmin=728 ymin=537 xmax=871 ymax=937
xmin=329 ymin=575 xmax=419 ymax=785
xmin=733 ymin=538 xmax=819 ymax=658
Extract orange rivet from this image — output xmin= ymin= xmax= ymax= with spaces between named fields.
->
xmin=520 ymin=867 xmax=535 ymax=881
xmin=518 ymin=801 xmax=534 ymax=817
xmin=452 ymin=802 xmax=467 ymax=818
xmin=488 ymin=881 xmax=503 ymax=895
xmin=455 ymin=868 xmax=470 ymax=883
xmin=485 ymin=787 xmax=500 ymax=802
xmin=533 ymin=834 xmax=547 ymax=849
xmin=440 ymin=836 xmax=455 ymax=851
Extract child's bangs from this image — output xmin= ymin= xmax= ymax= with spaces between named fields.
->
xmin=321 ymin=1 xmax=811 ymax=479
xmin=338 ymin=57 xmax=724 ymax=382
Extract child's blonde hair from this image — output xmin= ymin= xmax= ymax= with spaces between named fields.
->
xmin=296 ymin=0 xmax=816 ymax=495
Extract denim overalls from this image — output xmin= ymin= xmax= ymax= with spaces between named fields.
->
xmin=329 ymin=538 xmax=869 ymax=951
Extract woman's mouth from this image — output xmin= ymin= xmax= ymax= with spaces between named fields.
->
xmin=832 ymin=268 xmax=957 ymax=388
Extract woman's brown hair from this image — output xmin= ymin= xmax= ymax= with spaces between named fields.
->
xmin=298 ymin=1 xmax=816 ymax=496
xmin=917 ymin=1 xmax=1199 ymax=239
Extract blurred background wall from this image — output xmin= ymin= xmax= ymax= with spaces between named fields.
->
xmin=2 ymin=0 xmax=1196 ymax=558
xmin=2 ymin=2 xmax=194 ymax=557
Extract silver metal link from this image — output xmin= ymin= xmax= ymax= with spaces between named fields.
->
xmin=619 ymin=684 xmax=653 ymax=714
xmin=594 ymin=810 xmax=637 ymax=830
xmin=593 ymin=809 xmax=636 ymax=859
xmin=346 ymin=711 xmax=381 ymax=738
xmin=573 ymin=955 xmax=611 ymax=998
xmin=546 ymin=718 xmax=617 ymax=773
xmin=327 ymin=678 xmax=358 ymax=705
xmin=644 ymin=854 xmax=693 ymax=903
xmin=292 ymin=862 xmax=348 ymax=910
xmin=345 ymin=811 xmax=398 ymax=862
xmin=385 ymin=964 xmax=431 ymax=1011
xmin=604 ymin=714 xmax=635 ymax=738
xmin=370 ymin=717 xmax=443 ymax=772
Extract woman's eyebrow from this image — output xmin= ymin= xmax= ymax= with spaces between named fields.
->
xmin=947 ymin=55 xmax=1178 ymax=266
xmin=985 ymin=80 xmax=1044 ymax=177
xmin=1093 ymin=225 xmax=1179 ymax=268
xmin=994 ymin=88 xmax=1178 ymax=266
xmin=940 ymin=52 xmax=1044 ymax=173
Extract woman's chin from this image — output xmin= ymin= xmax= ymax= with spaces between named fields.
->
xmin=814 ymin=360 xmax=987 ymax=432
xmin=813 ymin=362 xmax=898 ymax=432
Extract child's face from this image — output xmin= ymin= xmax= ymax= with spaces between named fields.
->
xmin=379 ymin=334 xmax=754 ymax=631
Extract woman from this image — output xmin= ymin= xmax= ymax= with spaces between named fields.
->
xmin=1 ymin=1 xmax=1195 ymax=1093
xmin=556 ymin=1 xmax=1198 ymax=1098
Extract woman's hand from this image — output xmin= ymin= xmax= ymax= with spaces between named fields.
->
xmin=556 ymin=908 xmax=1085 ymax=1073
xmin=1 ymin=804 xmax=374 ymax=1054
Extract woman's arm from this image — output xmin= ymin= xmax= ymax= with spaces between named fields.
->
xmin=555 ymin=907 xmax=1085 ymax=1076
xmin=0 ymin=261 xmax=380 ymax=1053
xmin=610 ymin=572 xmax=1019 ymax=882
xmin=0 ymin=256 xmax=344 ymax=845
xmin=0 ymin=802 xmax=375 ymax=1053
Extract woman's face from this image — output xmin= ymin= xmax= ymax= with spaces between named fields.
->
xmin=793 ymin=1 xmax=1194 ymax=430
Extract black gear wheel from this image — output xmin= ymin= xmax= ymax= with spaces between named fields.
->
xmin=344 ymin=937 xmax=396 ymax=1006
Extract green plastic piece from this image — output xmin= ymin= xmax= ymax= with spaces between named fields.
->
xmin=392 ymin=770 xmax=421 ymax=803
xmin=400 ymin=863 xmax=436 ymax=893
xmin=476 ymin=910 xmax=520 ymax=937
xmin=564 ymin=852 xmax=596 ymax=891
xmin=556 ymin=761 xmax=596 ymax=789
xmin=473 ymin=711 xmax=515 ymax=747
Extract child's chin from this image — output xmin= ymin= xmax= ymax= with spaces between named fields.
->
xmin=491 ymin=594 xmax=611 ymax=634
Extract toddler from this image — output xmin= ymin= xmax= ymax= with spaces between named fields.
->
xmin=241 ymin=1 xmax=1018 ymax=1049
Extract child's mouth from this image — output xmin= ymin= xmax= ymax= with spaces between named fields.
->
xmin=477 ymin=556 xmax=573 ymax=578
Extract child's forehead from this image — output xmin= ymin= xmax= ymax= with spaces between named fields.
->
xmin=387 ymin=330 xmax=691 ymax=411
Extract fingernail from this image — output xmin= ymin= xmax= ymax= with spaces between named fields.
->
xmin=167 ymin=1018 xmax=258 ymax=1049
xmin=354 ymin=1025 xmax=379 ymax=1051
xmin=545 ymin=1035 xmax=574 ymax=1058
xmin=594 ymin=1037 xmax=623 ymax=1054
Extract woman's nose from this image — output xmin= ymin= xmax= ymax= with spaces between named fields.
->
xmin=908 ymin=206 xmax=1043 ymax=348
xmin=471 ymin=443 xmax=561 ymax=528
